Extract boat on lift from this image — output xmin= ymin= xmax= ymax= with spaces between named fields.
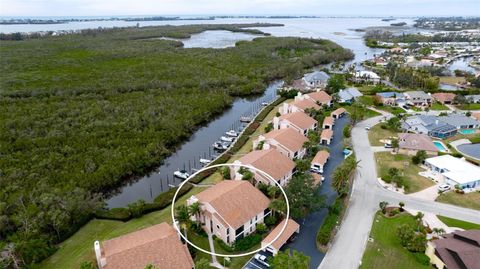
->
xmin=173 ymin=170 xmax=190 ymax=180
xmin=199 ymin=158 xmax=212 ymax=165
xmin=213 ymin=141 xmax=228 ymax=151
xmin=220 ymin=136 xmax=234 ymax=142
xmin=225 ymin=130 xmax=238 ymax=137
xmin=240 ymin=116 xmax=252 ymax=123
xmin=261 ymin=101 xmax=269 ymax=106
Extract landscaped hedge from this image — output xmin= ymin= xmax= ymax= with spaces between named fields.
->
xmin=95 ymin=183 xmax=194 ymax=221
xmin=316 ymin=197 xmax=345 ymax=245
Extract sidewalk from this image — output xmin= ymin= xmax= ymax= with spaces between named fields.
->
xmin=208 ymin=234 xmax=225 ymax=269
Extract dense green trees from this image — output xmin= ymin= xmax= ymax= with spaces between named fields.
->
xmin=0 ymin=24 xmax=353 ymax=267
xmin=285 ymin=173 xmax=324 ymax=219
xmin=270 ymin=249 xmax=310 ymax=269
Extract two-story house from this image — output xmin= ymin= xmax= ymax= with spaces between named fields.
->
xmin=273 ymin=112 xmax=318 ymax=136
xmin=253 ymin=128 xmax=308 ymax=160
xmin=187 ymin=180 xmax=270 ymax=245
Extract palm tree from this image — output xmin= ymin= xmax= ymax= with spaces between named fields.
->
xmin=269 ymin=199 xmax=286 ymax=218
xmin=188 ymin=202 xmax=201 ymax=224
xmin=267 ymin=185 xmax=280 ymax=199
xmin=175 ymin=205 xmax=191 ymax=237
xmin=432 ymin=227 xmax=445 ymax=237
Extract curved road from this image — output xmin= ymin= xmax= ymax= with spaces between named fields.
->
xmin=318 ymin=111 xmax=480 ymax=269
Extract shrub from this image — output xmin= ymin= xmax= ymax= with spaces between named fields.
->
xmin=214 ymin=236 xmax=234 ymax=252
xmin=265 ymin=215 xmax=278 ymax=227
xmin=95 ymin=208 xmax=131 ymax=221
xmin=128 ymin=199 xmax=146 ymax=218
xmin=343 ymin=125 xmax=351 ymax=138
xmin=154 ymin=183 xmax=194 ymax=207
xmin=389 ymin=208 xmax=400 ymax=217
xmin=220 ymin=167 xmax=231 ymax=180
xmin=234 ymin=233 xmax=262 ymax=251
xmin=380 ymin=124 xmax=387 ymax=129
xmin=412 ymin=252 xmax=430 ymax=265
xmin=256 ymin=223 xmax=268 ymax=234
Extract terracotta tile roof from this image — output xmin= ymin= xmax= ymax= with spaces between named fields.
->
xmin=471 ymin=112 xmax=480 ymax=121
xmin=331 ymin=107 xmax=346 ymax=117
xmin=306 ymin=91 xmax=332 ymax=104
xmin=290 ymin=99 xmax=321 ymax=111
xmin=433 ymin=230 xmax=480 ymax=269
xmin=263 ymin=128 xmax=308 ymax=152
xmin=279 ymin=112 xmax=317 ymax=130
xmin=398 ymin=133 xmax=438 ymax=152
xmin=323 ymin=116 xmax=334 ymax=126
xmin=195 ymin=180 xmax=270 ymax=229
xmin=312 ymin=150 xmax=329 ymax=165
xmin=262 ymin=218 xmax=300 ymax=250
xmin=432 ymin=93 xmax=456 ymax=103
xmin=321 ymin=129 xmax=333 ymax=140
xmin=237 ymin=149 xmax=296 ymax=181
xmin=102 ymin=223 xmax=194 ymax=269
xmin=292 ymin=79 xmax=308 ymax=91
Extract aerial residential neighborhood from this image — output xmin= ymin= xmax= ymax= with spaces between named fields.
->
xmin=1 ymin=2 xmax=480 ymax=269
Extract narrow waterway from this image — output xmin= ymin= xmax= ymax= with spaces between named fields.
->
xmin=106 ymin=82 xmax=281 ymax=208
xmin=284 ymin=115 xmax=349 ymax=268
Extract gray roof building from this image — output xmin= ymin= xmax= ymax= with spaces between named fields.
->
xmin=303 ymin=71 xmax=330 ymax=87
xmin=438 ymin=114 xmax=480 ymax=129
xmin=465 ymin=95 xmax=480 ymax=103
xmin=337 ymin=87 xmax=363 ymax=103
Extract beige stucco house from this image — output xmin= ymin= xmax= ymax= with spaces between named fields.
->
xmin=253 ymin=128 xmax=308 ymax=159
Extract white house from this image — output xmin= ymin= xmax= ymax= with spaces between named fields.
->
xmin=424 ymin=155 xmax=480 ymax=189
xmin=354 ymin=70 xmax=381 ymax=84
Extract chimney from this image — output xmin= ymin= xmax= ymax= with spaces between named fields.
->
xmin=94 ymin=241 xmax=105 ymax=269
xmin=282 ymin=103 xmax=289 ymax=114
xmin=294 ymin=92 xmax=303 ymax=101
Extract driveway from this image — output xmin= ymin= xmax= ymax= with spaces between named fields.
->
xmin=318 ymin=113 xmax=480 ymax=269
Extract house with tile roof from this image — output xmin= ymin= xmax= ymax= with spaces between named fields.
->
xmin=253 ymin=128 xmax=308 ymax=160
xmin=232 ymin=149 xmax=296 ymax=186
xmin=404 ymin=91 xmax=433 ymax=107
xmin=261 ymin=219 xmax=300 ymax=255
xmin=278 ymin=99 xmax=320 ymax=115
xmin=273 ymin=112 xmax=318 ymax=136
xmin=310 ymin=150 xmax=329 ymax=174
xmin=376 ymin=92 xmax=406 ymax=106
xmin=425 ymin=230 xmax=480 ymax=269
xmin=297 ymin=90 xmax=332 ymax=107
xmin=432 ymin=92 xmax=456 ymax=105
xmin=187 ymin=180 xmax=270 ymax=245
xmin=94 ymin=222 xmax=194 ymax=269
xmin=398 ymin=133 xmax=439 ymax=156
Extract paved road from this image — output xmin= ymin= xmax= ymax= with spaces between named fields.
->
xmin=318 ymin=113 xmax=480 ymax=269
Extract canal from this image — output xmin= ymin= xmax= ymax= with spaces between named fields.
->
xmin=106 ymin=82 xmax=281 ymax=208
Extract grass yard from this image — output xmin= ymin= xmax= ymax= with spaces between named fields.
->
xmin=430 ymin=102 xmax=449 ymax=111
xmin=37 ymin=186 xmax=204 ymax=269
xmin=438 ymin=76 xmax=466 ymax=85
xmin=437 ymin=215 xmax=480 ymax=230
xmin=377 ymin=106 xmax=405 ymax=116
xmin=368 ymin=124 xmax=398 ymax=146
xmin=375 ymin=152 xmax=434 ymax=193
xmin=457 ymin=103 xmax=480 ymax=110
xmin=344 ymin=105 xmax=381 ymax=121
xmin=360 ymin=212 xmax=431 ymax=269
xmin=436 ymin=191 xmax=480 ymax=211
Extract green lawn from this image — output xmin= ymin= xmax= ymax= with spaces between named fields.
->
xmin=457 ymin=103 xmax=480 ymax=110
xmin=438 ymin=76 xmax=466 ymax=85
xmin=375 ymin=152 xmax=434 ymax=193
xmin=368 ymin=124 xmax=398 ymax=147
xmin=436 ymin=191 xmax=480 ymax=211
xmin=437 ymin=215 xmax=480 ymax=230
xmin=430 ymin=102 xmax=449 ymax=111
xmin=360 ymin=212 xmax=431 ymax=269
xmin=344 ymin=105 xmax=380 ymax=121
xmin=37 ymin=186 xmax=204 ymax=269
xmin=377 ymin=106 xmax=405 ymax=116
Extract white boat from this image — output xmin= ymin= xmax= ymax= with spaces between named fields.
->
xmin=213 ymin=142 xmax=228 ymax=151
xmin=240 ymin=116 xmax=252 ymax=123
xmin=225 ymin=130 xmax=238 ymax=137
xmin=199 ymin=158 xmax=211 ymax=165
xmin=173 ymin=170 xmax=190 ymax=180
xmin=261 ymin=101 xmax=269 ymax=106
xmin=220 ymin=136 xmax=234 ymax=142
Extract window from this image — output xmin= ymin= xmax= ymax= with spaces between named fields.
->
xmin=226 ymin=228 xmax=229 ymax=235
xmin=217 ymin=225 xmax=220 ymax=230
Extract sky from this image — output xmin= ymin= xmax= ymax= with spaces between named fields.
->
xmin=1 ymin=0 xmax=479 ymax=17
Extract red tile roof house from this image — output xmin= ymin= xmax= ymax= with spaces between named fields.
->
xmin=322 ymin=116 xmax=334 ymax=130
xmin=432 ymin=93 xmax=456 ymax=105
xmin=94 ymin=222 xmax=194 ymax=269
xmin=320 ymin=129 xmax=333 ymax=145
xmin=278 ymin=98 xmax=320 ymax=115
xmin=425 ymin=230 xmax=480 ymax=269
xmin=273 ymin=112 xmax=318 ymax=136
xmin=232 ymin=149 xmax=296 ymax=186
xmin=261 ymin=218 xmax=300 ymax=255
xmin=331 ymin=107 xmax=346 ymax=119
xmin=310 ymin=150 xmax=330 ymax=174
xmin=398 ymin=133 xmax=439 ymax=156
xmin=294 ymin=90 xmax=332 ymax=107
xmin=253 ymin=128 xmax=308 ymax=160
xmin=187 ymin=180 xmax=270 ymax=245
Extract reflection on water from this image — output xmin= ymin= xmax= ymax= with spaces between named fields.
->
xmin=448 ymin=56 xmax=476 ymax=74
xmin=181 ymin=30 xmax=260 ymax=48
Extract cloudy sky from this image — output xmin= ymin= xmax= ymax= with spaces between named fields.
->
xmin=1 ymin=0 xmax=479 ymax=17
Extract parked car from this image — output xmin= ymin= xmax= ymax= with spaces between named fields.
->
xmin=384 ymin=143 xmax=393 ymax=148
xmin=437 ymin=184 xmax=451 ymax=192
xmin=254 ymin=254 xmax=270 ymax=267
xmin=365 ymin=125 xmax=371 ymax=130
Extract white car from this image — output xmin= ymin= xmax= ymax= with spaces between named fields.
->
xmin=365 ymin=125 xmax=371 ymax=130
xmin=254 ymin=254 xmax=270 ymax=267
xmin=437 ymin=184 xmax=451 ymax=192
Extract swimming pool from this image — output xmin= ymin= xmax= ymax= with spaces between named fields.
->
xmin=433 ymin=141 xmax=447 ymax=152
xmin=459 ymin=129 xmax=476 ymax=135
